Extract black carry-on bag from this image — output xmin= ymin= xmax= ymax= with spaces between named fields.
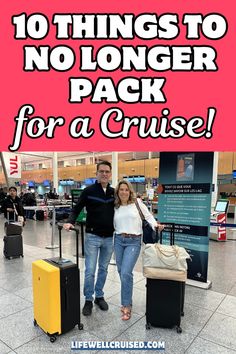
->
xmin=36 ymin=209 xmax=44 ymax=221
xmin=145 ymin=223 xmax=185 ymax=333
xmin=4 ymin=211 xmax=23 ymax=236
xmin=3 ymin=212 xmax=23 ymax=259
xmin=32 ymin=223 xmax=83 ymax=343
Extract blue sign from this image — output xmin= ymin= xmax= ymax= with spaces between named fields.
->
xmin=158 ymin=152 xmax=214 ymax=283
xmin=152 ymin=178 xmax=158 ymax=187
xmin=84 ymin=178 xmax=96 ymax=185
xmin=28 ymin=181 xmax=35 ymax=187
xmin=60 ymin=179 xmax=75 ymax=186
xmin=125 ymin=176 xmax=145 ymax=183
xmin=43 ymin=179 xmax=50 ymax=187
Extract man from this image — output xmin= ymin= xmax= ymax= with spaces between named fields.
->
xmin=64 ymin=161 xmax=114 ymax=316
xmin=21 ymin=190 xmax=37 ymax=219
xmin=1 ymin=186 xmax=25 ymax=221
xmin=47 ymin=189 xmax=57 ymax=199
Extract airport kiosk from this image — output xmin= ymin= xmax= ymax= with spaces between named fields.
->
xmin=71 ymin=189 xmax=87 ymax=223
xmin=210 ymin=200 xmax=229 ymax=241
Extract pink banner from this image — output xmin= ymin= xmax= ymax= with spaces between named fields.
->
xmin=0 ymin=1 xmax=235 ymax=151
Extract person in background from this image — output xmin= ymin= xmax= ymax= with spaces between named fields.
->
xmin=47 ymin=189 xmax=56 ymax=199
xmin=1 ymin=186 xmax=25 ymax=222
xmin=22 ymin=190 xmax=37 ymax=219
xmin=64 ymin=192 xmax=70 ymax=200
xmin=0 ymin=187 xmax=7 ymax=212
xmin=63 ymin=161 xmax=115 ymax=316
xmin=185 ymin=162 xmax=193 ymax=179
xmin=114 ymin=179 xmax=164 ymax=321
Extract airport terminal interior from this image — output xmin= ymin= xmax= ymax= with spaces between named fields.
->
xmin=0 ymin=151 xmax=236 ymax=353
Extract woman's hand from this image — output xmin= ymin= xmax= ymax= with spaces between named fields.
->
xmin=7 ymin=208 xmax=14 ymax=212
xmin=156 ymin=223 xmax=164 ymax=231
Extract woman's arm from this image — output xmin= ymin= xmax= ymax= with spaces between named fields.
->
xmin=137 ymin=198 xmax=164 ymax=231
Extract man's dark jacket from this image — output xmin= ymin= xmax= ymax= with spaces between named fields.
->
xmin=68 ymin=181 xmax=115 ymax=237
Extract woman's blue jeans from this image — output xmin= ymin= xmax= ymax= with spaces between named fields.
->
xmin=114 ymin=234 xmax=141 ymax=307
xmin=84 ymin=233 xmax=113 ymax=301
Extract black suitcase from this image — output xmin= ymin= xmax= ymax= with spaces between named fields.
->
xmin=33 ymin=224 xmax=83 ymax=342
xmin=3 ymin=234 xmax=24 ymax=259
xmin=145 ymin=223 xmax=185 ymax=333
xmin=36 ymin=210 xmax=44 ymax=221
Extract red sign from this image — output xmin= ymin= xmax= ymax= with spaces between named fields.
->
xmin=3 ymin=152 xmax=22 ymax=179
xmin=217 ymin=213 xmax=226 ymax=241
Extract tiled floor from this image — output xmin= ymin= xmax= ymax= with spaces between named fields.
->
xmin=0 ymin=215 xmax=236 ymax=353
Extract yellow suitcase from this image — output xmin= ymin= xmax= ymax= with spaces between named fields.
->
xmin=32 ymin=225 xmax=83 ymax=342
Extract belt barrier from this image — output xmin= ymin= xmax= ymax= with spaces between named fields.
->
xmin=210 ymin=222 xmax=236 ymax=228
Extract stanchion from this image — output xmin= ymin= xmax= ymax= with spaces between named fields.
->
xmin=73 ymin=223 xmax=85 ymax=258
xmin=210 ymin=221 xmax=236 ymax=241
xmin=46 ymin=205 xmax=59 ymax=249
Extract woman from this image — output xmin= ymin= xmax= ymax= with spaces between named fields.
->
xmin=114 ymin=180 xmax=163 ymax=321
xmin=2 ymin=186 xmax=25 ymax=222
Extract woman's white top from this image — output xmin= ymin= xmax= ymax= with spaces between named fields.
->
xmin=114 ymin=198 xmax=157 ymax=235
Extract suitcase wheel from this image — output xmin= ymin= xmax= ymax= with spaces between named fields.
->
xmin=145 ymin=323 xmax=151 ymax=330
xmin=176 ymin=326 xmax=182 ymax=333
xmin=33 ymin=319 xmax=38 ymax=327
xmin=78 ymin=323 xmax=84 ymax=330
xmin=181 ymin=311 xmax=184 ymax=317
xmin=50 ymin=335 xmax=57 ymax=343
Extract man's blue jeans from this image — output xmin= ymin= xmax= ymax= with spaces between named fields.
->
xmin=84 ymin=233 xmax=113 ymax=301
xmin=114 ymin=234 xmax=141 ymax=307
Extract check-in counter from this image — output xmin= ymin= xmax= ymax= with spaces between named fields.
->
xmin=228 ymin=197 xmax=236 ymax=218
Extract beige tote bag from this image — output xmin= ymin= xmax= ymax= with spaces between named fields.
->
xmin=143 ymin=243 xmax=190 ymax=272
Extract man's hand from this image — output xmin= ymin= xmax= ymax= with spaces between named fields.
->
xmin=7 ymin=208 xmax=14 ymax=212
xmin=63 ymin=223 xmax=74 ymax=231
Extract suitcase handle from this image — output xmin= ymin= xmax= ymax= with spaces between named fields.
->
xmin=7 ymin=211 xmax=17 ymax=223
xmin=57 ymin=223 xmax=80 ymax=268
xmin=159 ymin=222 xmax=175 ymax=245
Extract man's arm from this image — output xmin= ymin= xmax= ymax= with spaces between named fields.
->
xmin=64 ymin=190 xmax=87 ymax=230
